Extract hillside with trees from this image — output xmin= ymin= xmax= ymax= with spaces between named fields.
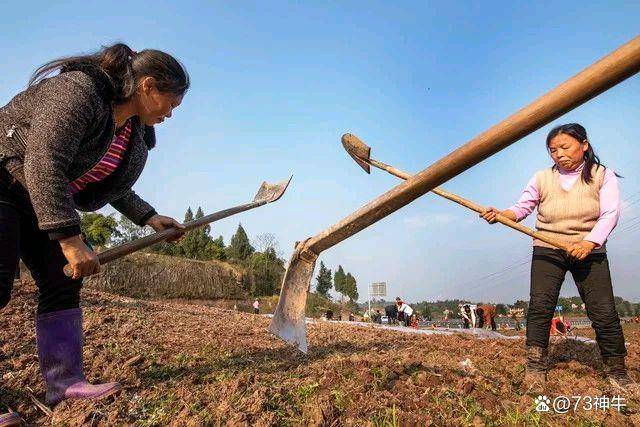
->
xmin=79 ymin=210 xmax=360 ymax=305
xmin=79 ymin=210 xmax=286 ymax=299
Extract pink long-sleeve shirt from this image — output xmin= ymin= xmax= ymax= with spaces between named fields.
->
xmin=507 ymin=163 xmax=620 ymax=247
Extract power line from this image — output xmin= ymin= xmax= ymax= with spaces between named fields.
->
xmin=622 ymin=197 xmax=640 ymax=211
xmin=622 ymin=190 xmax=640 ymax=203
xmin=614 ymin=221 xmax=640 ymax=238
xmin=612 ymin=217 xmax=640 ymax=236
xmin=448 ymin=254 xmax=531 ymax=293
xmin=470 ymin=264 xmax=530 ymax=291
xmin=478 ymin=268 xmax=530 ymax=292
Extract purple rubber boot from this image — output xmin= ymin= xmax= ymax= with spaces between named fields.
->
xmin=36 ymin=308 xmax=121 ymax=406
xmin=0 ymin=412 xmax=21 ymax=427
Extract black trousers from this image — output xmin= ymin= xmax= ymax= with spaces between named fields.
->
xmin=479 ymin=314 xmax=497 ymax=331
xmin=526 ymin=246 xmax=626 ymax=358
xmin=477 ymin=315 xmax=497 ymax=330
xmin=404 ymin=314 xmax=411 ymax=327
xmin=0 ymin=173 xmax=82 ymax=314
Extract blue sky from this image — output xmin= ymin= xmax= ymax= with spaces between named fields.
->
xmin=2 ymin=1 xmax=639 ymax=304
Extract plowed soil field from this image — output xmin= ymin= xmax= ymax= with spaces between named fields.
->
xmin=2 ymin=281 xmax=639 ymax=426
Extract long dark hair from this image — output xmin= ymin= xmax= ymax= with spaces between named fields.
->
xmin=29 ymin=43 xmax=189 ymax=104
xmin=546 ymin=123 xmax=615 ymax=184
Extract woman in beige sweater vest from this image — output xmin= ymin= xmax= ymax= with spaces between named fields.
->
xmin=481 ymin=123 xmax=632 ymax=392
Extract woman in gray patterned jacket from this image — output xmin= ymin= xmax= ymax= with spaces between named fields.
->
xmin=0 ymin=43 xmax=189 ymax=418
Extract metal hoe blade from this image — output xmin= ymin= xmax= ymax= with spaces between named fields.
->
xmin=253 ymin=176 xmax=293 ymax=204
xmin=268 ymin=243 xmax=316 ymax=353
xmin=341 ymin=133 xmax=371 ymax=174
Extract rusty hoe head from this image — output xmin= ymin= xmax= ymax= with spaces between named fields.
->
xmin=341 ymin=133 xmax=371 ymax=174
xmin=253 ymin=175 xmax=293 ymax=204
xmin=268 ymin=244 xmax=316 ymax=353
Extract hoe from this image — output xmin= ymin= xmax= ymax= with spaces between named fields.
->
xmin=341 ymin=133 xmax=571 ymax=251
xmin=270 ymin=36 xmax=640 ymax=353
xmin=64 ymin=177 xmax=292 ymax=276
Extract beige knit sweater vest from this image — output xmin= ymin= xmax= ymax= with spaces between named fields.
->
xmin=534 ymin=165 xmax=605 ymax=249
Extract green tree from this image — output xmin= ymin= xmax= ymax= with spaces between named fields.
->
xmin=194 ymin=207 xmax=214 ymax=255
xmin=315 ymin=261 xmax=332 ymax=298
xmin=164 ymin=206 xmax=214 ymax=260
xmin=614 ymin=296 xmax=626 ymax=317
xmin=496 ymin=304 xmax=508 ymax=316
xmin=249 ymin=247 xmax=285 ymax=296
xmin=208 ymin=235 xmax=227 ymax=261
xmin=184 ymin=207 xmax=194 ymax=223
xmin=114 ymin=215 xmax=152 ymax=245
xmin=155 ymin=243 xmax=177 ymax=256
xmin=226 ymin=224 xmax=255 ymax=262
xmin=613 ymin=297 xmax=634 ymax=317
xmin=513 ymin=300 xmax=529 ymax=315
xmin=179 ymin=206 xmax=216 ymax=260
xmin=416 ymin=302 xmax=432 ymax=320
xmin=178 ymin=218 xmax=198 ymax=258
xmin=334 ymin=265 xmax=346 ymax=298
xmin=196 ymin=207 xmax=207 ymax=231
xmin=80 ymin=212 xmax=119 ymax=248
xmin=344 ymin=272 xmax=358 ymax=302
xmin=557 ymin=297 xmax=573 ymax=313
xmin=622 ymin=300 xmax=633 ymax=318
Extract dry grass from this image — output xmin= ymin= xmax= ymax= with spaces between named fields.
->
xmin=84 ymin=252 xmax=249 ymax=300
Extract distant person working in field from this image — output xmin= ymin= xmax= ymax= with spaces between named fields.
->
xmin=367 ymin=309 xmax=381 ymax=324
xmin=509 ymin=309 xmax=522 ymax=331
xmin=0 ymin=43 xmax=189 ymax=421
xmin=253 ymin=299 xmax=260 ymax=314
xmin=459 ymin=303 xmax=477 ymax=329
xmin=550 ymin=308 xmax=572 ymax=336
xmin=410 ymin=313 xmax=419 ymax=328
xmin=550 ymin=315 xmax=572 ymax=336
xmin=477 ymin=304 xmax=497 ymax=331
xmin=475 ymin=306 xmax=484 ymax=328
xmin=394 ymin=297 xmax=405 ymax=324
xmin=481 ymin=123 xmax=632 ymax=390
xmin=396 ymin=299 xmax=414 ymax=327
xmin=385 ymin=303 xmax=398 ymax=325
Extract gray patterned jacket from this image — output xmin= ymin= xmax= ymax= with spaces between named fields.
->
xmin=0 ymin=63 xmax=157 ymax=239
